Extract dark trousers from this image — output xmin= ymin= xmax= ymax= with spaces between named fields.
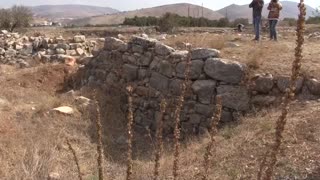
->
xmin=253 ymin=16 xmax=262 ymax=40
xmin=269 ymin=20 xmax=278 ymax=40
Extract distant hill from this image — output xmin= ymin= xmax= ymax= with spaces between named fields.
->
xmin=218 ymin=1 xmax=315 ymax=21
xmin=31 ymin=5 xmax=119 ymax=20
xmin=69 ymin=3 xmax=224 ymax=26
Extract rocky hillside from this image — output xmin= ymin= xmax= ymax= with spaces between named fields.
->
xmin=217 ymin=1 xmax=315 ymax=21
xmin=32 ymin=5 xmax=119 ymax=19
xmin=69 ymin=3 xmax=224 ymax=26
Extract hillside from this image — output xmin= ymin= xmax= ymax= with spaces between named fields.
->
xmin=218 ymin=1 xmax=315 ymax=21
xmin=69 ymin=3 xmax=224 ymax=26
xmin=32 ymin=5 xmax=119 ymax=20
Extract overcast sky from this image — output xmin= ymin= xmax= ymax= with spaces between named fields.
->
xmin=0 ymin=0 xmax=319 ymax=10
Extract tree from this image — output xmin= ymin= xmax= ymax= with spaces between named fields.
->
xmin=0 ymin=5 xmax=33 ymax=32
xmin=307 ymin=6 xmax=320 ymax=24
xmin=0 ymin=9 xmax=12 ymax=30
xmin=313 ymin=6 xmax=320 ymax=16
xmin=158 ymin=13 xmax=178 ymax=33
xmin=217 ymin=18 xmax=230 ymax=27
xmin=9 ymin=5 xmax=33 ymax=32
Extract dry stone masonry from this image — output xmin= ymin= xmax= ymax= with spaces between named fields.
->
xmin=80 ymin=36 xmax=320 ymax=137
xmin=0 ymin=30 xmax=100 ymax=68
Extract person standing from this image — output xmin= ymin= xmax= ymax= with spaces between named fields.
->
xmin=268 ymin=0 xmax=283 ymax=41
xmin=249 ymin=0 xmax=264 ymax=41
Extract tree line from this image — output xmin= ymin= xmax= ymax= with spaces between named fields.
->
xmin=123 ymin=13 xmax=249 ymax=32
xmin=124 ymin=11 xmax=320 ymax=32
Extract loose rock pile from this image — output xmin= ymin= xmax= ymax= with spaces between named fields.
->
xmin=0 ymin=30 xmax=100 ymax=68
xmin=308 ymin=32 xmax=320 ymax=40
xmin=78 ymin=36 xmax=319 ymax=137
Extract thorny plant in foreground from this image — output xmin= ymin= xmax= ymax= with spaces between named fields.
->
xmin=66 ymin=139 xmax=83 ymax=180
xmin=173 ymin=46 xmax=192 ymax=180
xmin=94 ymin=92 xmax=104 ymax=180
xmin=153 ymin=99 xmax=168 ymax=180
xmin=202 ymin=96 xmax=223 ymax=180
xmin=126 ymin=86 xmax=134 ymax=180
xmin=258 ymin=1 xmax=306 ymax=180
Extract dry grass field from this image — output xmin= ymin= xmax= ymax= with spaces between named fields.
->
xmin=1 ymin=25 xmax=320 ymax=180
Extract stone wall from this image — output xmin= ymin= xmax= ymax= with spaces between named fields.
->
xmin=80 ymin=35 xmax=320 ymax=137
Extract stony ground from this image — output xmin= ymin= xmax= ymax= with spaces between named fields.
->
xmin=0 ymin=26 xmax=320 ymax=180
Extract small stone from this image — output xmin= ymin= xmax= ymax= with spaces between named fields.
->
xmin=75 ymin=96 xmax=92 ymax=108
xmin=123 ymin=64 xmax=138 ymax=81
xmin=253 ymin=74 xmax=274 ymax=93
xmin=276 ymin=76 xmax=304 ymax=93
xmin=56 ymin=48 xmax=65 ymax=55
xmin=225 ymin=42 xmax=240 ymax=48
xmin=192 ymin=80 xmax=216 ymax=104
xmin=0 ymin=97 xmax=10 ymax=110
xmin=191 ymin=48 xmax=220 ymax=60
xmin=66 ymin=50 xmax=77 ymax=56
xmin=195 ymin=103 xmax=213 ymax=117
xmin=46 ymin=49 xmax=55 ymax=55
xmin=73 ymin=35 xmax=86 ymax=43
xmin=5 ymin=49 xmax=16 ymax=57
xmin=150 ymin=72 xmax=169 ymax=92
xmin=217 ymin=85 xmax=250 ymax=111
xmin=48 ymin=172 xmax=60 ymax=180
xmin=76 ymin=48 xmax=85 ymax=56
xmin=0 ymin=30 xmax=8 ymax=34
xmin=98 ymin=38 xmax=105 ymax=42
xmin=159 ymin=60 xmax=173 ymax=77
xmin=131 ymin=36 xmax=157 ymax=48
xmin=104 ymin=37 xmax=127 ymax=51
xmin=306 ymin=78 xmax=320 ymax=95
xmin=176 ymin=60 xmax=204 ymax=80
xmin=117 ymin=34 xmax=126 ymax=40
xmin=169 ymin=79 xmax=183 ymax=95
xmin=0 ymin=48 xmax=5 ymax=55
xmin=189 ymin=114 xmax=202 ymax=124
xmin=137 ymin=54 xmax=152 ymax=66
xmin=132 ymin=44 xmax=144 ymax=53
xmin=155 ymin=43 xmax=175 ymax=56
xmin=52 ymin=106 xmax=74 ymax=115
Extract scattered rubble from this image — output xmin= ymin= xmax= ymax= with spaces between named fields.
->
xmin=0 ymin=30 xmax=98 ymax=68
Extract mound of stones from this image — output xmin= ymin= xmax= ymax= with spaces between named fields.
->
xmin=0 ymin=29 xmax=101 ymax=68
xmin=79 ymin=35 xmax=320 ymax=137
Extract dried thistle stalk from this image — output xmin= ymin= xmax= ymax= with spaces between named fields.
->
xmin=126 ymin=86 xmax=134 ymax=180
xmin=94 ymin=92 xmax=104 ymax=180
xmin=202 ymin=96 xmax=222 ymax=180
xmin=258 ymin=1 xmax=306 ymax=179
xmin=173 ymin=46 xmax=192 ymax=180
xmin=153 ymin=99 xmax=168 ymax=180
xmin=66 ymin=139 xmax=83 ymax=180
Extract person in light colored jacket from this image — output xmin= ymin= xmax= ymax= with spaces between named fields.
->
xmin=268 ymin=0 xmax=283 ymax=41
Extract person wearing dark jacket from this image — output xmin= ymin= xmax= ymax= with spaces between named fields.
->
xmin=268 ymin=0 xmax=283 ymax=41
xmin=249 ymin=0 xmax=264 ymax=41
